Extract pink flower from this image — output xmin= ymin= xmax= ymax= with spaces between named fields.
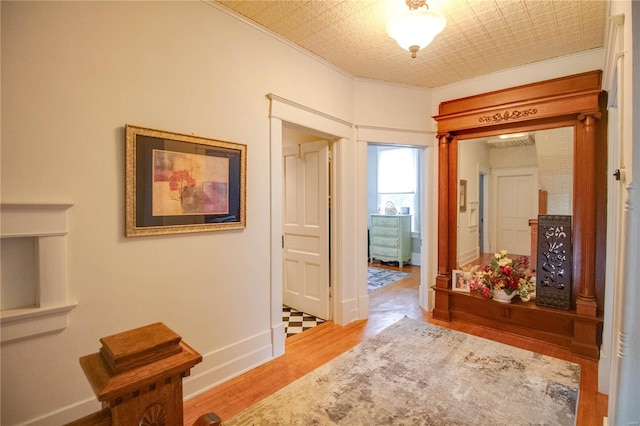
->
xmin=500 ymin=265 xmax=512 ymax=276
xmin=466 ymin=249 xmax=533 ymax=301
xmin=167 ymin=169 xmax=198 ymax=201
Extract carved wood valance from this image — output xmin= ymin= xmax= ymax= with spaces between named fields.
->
xmin=434 ymin=70 xmax=602 ymax=133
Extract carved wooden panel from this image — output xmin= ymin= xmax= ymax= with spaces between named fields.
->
xmin=139 ymin=403 xmax=167 ymax=426
xmin=536 ymin=215 xmax=573 ymax=310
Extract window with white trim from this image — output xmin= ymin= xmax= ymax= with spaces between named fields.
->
xmin=377 ymin=147 xmax=420 ymax=232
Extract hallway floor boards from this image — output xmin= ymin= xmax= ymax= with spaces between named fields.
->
xmin=183 ymin=263 xmax=607 ymax=426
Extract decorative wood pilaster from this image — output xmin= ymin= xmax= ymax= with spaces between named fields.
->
xmin=437 ymin=133 xmax=452 ymax=279
xmin=575 ymin=112 xmax=601 ymax=310
xmin=571 ymin=112 xmax=602 ymax=359
xmin=434 ymin=133 xmax=453 ymax=321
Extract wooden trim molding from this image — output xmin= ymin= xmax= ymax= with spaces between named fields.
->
xmin=432 ymin=71 xmax=606 ymax=360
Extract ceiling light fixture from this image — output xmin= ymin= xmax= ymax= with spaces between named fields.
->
xmin=487 ymin=133 xmax=535 ymax=148
xmin=498 ymin=132 xmax=529 ymax=140
xmin=387 ymin=0 xmax=446 ymax=58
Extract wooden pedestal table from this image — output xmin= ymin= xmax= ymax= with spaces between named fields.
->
xmin=68 ymin=322 xmax=218 ymax=426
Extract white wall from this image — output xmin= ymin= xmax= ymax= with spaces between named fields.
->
xmin=0 ymin=2 xmax=359 ymax=424
xmin=535 ymin=127 xmax=574 ymax=215
xmin=3 ymin=0 xmax=633 ymax=424
xmin=354 ymin=79 xmax=432 ymax=131
xmin=457 ymin=140 xmax=490 ymax=265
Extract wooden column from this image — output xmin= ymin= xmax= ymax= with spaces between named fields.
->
xmin=70 ymin=323 xmax=202 ymax=426
xmin=572 ymin=112 xmax=601 ymax=359
xmin=575 ymin=112 xmax=601 ymax=304
xmin=433 ymin=133 xmax=452 ymax=321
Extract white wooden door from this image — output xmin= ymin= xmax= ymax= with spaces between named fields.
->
xmin=496 ymin=174 xmax=536 ymax=256
xmin=282 ymin=140 xmax=330 ymax=320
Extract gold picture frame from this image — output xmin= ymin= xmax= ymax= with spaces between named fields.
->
xmin=459 ymin=179 xmax=467 ymax=212
xmin=125 ymin=125 xmax=246 ymax=237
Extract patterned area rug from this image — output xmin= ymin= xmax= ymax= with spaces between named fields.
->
xmin=224 ymin=317 xmax=580 ymax=426
xmin=367 ymin=267 xmax=412 ymax=292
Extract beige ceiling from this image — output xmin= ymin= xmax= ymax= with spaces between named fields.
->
xmin=214 ymin=0 xmax=608 ymax=88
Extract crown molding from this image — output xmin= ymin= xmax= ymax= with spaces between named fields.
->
xmin=200 ymin=0 xmax=355 ymax=81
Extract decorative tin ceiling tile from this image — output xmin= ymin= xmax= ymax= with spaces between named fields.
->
xmin=215 ymin=0 xmax=606 ymax=88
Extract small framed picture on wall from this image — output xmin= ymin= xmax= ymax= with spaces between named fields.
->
xmin=459 ymin=179 xmax=467 ymax=212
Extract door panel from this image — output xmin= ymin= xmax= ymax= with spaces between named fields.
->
xmin=282 ymin=140 xmax=329 ymax=319
xmin=497 ymin=174 xmax=536 ymax=256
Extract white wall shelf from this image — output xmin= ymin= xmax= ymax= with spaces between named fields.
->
xmin=0 ymin=203 xmax=77 ymax=344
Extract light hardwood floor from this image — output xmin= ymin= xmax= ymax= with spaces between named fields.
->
xmin=183 ymin=263 xmax=607 ymax=425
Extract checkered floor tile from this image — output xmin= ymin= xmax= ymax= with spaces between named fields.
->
xmin=282 ymin=306 xmax=326 ymax=338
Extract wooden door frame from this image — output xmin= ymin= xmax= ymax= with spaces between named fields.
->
xmin=268 ymin=94 xmax=353 ymax=358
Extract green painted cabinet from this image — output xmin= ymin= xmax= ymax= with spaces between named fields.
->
xmin=369 ymin=214 xmax=412 ymax=265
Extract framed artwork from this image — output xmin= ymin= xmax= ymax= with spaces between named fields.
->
xmin=459 ymin=179 xmax=467 ymax=212
xmin=452 ymin=269 xmax=470 ymax=292
xmin=125 ymin=125 xmax=246 ymax=237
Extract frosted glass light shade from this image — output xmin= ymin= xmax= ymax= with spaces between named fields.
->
xmin=387 ymin=8 xmax=446 ymax=57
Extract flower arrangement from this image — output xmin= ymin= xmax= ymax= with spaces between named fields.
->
xmin=467 ymin=250 xmax=534 ymax=302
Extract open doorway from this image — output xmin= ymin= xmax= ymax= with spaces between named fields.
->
xmin=281 ymin=125 xmax=332 ymax=338
xmin=268 ymin=94 xmax=356 ymax=358
xmin=366 ymin=144 xmax=422 ymax=302
xmin=269 ymin=95 xmax=437 ymax=358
